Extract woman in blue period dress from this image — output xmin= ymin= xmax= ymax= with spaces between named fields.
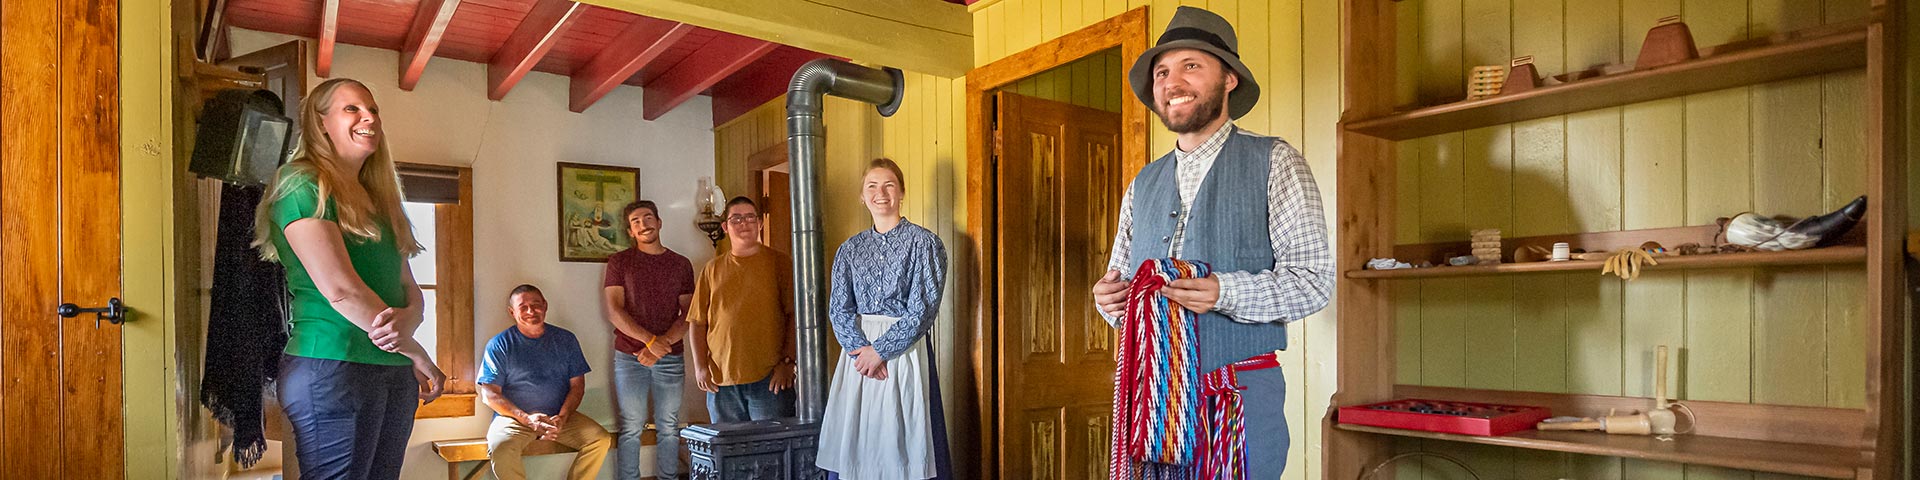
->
xmin=816 ymin=158 xmax=951 ymax=480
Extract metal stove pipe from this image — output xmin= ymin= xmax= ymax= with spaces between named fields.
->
xmin=786 ymin=59 xmax=903 ymax=423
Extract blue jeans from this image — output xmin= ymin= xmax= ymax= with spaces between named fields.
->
xmin=613 ymin=352 xmax=685 ymax=479
xmin=277 ymin=355 xmax=418 ymax=480
xmin=707 ymin=371 xmax=796 ymax=423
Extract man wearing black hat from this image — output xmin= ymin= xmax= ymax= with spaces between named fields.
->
xmin=1091 ymin=6 xmax=1334 ymax=478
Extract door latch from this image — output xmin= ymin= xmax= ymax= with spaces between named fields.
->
xmin=58 ymin=297 xmax=127 ymax=327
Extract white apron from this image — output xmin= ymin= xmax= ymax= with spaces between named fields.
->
xmin=815 ymin=314 xmax=937 ymax=480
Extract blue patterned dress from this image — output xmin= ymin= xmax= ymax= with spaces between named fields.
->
xmin=815 ymin=219 xmax=951 ymax=480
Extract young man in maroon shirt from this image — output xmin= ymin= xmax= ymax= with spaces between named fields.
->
xmin=601 ymin=200 xmax=695 ymax=480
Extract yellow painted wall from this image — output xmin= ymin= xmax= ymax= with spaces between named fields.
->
xmin=1389 ymin=1 xmax=1873 ymax=478
xmin=122 ymin=0 xmax=180 ymax=477
xmin=712 ymin=81 xmax=974 ymax=464
xmin=1002 ymin=49 xmax=1127 ymax=113
xmin=712 ymin=94 xmax=886 ymax=250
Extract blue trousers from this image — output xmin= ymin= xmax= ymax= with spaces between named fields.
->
xmin=1240 ymin=366 xmax=1290 ymax=477
xmin=277 ymin=354 xmax=418 ymax=480
xmin=707 ymin=371 xmax=797 ymax=423
xmin=613 ymin=353 xmax=685 ymax=479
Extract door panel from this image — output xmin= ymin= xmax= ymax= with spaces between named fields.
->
xmin=2 ymin=0 xmax=125 ymax=477
xmin=995 ymin=91 xmax=1122 ymax=479
xmin=763 ymin=169 xmax=793 ymax=255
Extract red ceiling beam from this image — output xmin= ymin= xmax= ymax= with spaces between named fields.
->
xmin=316 ymin=0 xmax=339 ymax=77
xmin=487 ymin=0 xmax=587 ymax=101
xmin=642 ymin=34 xmax=775 ymax=121
xmin=569 ymin=19 xmax=693 ymax=113
xmin=398 ymin=0 xmax=462 ymax=91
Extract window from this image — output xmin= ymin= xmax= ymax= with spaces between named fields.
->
xmin=397 ymin=163 xmax=476 ymax=419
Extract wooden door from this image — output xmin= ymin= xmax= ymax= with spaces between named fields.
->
xmin=994 ymin=91 xmax=1123 ymax=479
xmin=1 ymin=0 xmax=126 ymax=478
xmin=761 ymin=168 xmax=793 ymax=255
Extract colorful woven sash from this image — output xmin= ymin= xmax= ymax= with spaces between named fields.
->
xmin=1109 ymin=258 xmax=1209 ymax=479
xmin=1109 ymin=259 xmax=1278 ymax=480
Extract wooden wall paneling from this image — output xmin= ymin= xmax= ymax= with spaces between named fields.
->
xmin=1456 ymin=0 xmax=1516 ymax=407
xmin=1301 ymin=0 xmax=1342 ymax=477
xmin=1510 ymin=0 xmax=1575 ymax=411
xmin=1675 ymin=2 xmax=1760 ymax=440
xmin=1748 ymin=0 xmax=1839 ymax=413
xmin=1394 ymin=281 xmax=1423 ymax=386
xmin=1621 ymin=0 xmax=1686 ymax=232
xmin=1610 ymin=0 xmax=1692 ymax=473
xmin=1556 ymin=25 xmax=1626 ymax=448
xmin=1823 ymin=65 xmax=1871 ymax=410
xmin=1274 ymin=0 xmax=1307 ymax=142
xmin=1564 ymin=0 xmax=1626 ymax=236
xmin=1223 ymin=0 xmax=1265 ymax=136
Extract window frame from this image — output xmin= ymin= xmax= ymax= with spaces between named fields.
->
xmin=399 ymin=163 xmax=477 ymax=419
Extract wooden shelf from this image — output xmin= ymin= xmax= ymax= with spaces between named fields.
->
xmin=1347 ymin=245 xmax=1864 ymax=279
xmin=1345 ymin=25 xmax=1867 ymax=140
xmin=1334 ymin=423 xmax=1865 ymax=478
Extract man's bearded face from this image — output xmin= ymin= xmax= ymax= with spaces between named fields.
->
xmin=1150 ymin=49 xmax=1235 ymax=134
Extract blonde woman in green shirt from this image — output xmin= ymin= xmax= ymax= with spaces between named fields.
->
xmin=253 ymin=78 xmax=445 ymax=479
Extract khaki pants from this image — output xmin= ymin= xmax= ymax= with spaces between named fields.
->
xmin=485 ymin=413 xmax=613 ymax=480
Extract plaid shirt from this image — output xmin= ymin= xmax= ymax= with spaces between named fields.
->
xmin=1104 ymin=122 xmax=1335 ymax=325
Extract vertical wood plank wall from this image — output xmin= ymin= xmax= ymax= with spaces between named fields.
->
xmin=1000 ymin=50 xmax=1128 ymax=113
xmin=1389 ymin=1 xmax=1873 ymax=478
xmin=964 ymin=1 xmax=1345 ymax=478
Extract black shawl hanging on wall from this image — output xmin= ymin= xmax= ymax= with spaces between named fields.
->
xmin=198 ymin=183 xmax=289 ymax=468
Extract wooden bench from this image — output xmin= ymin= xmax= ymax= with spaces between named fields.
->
xmin=431 ymin=426 xmax=657 ymax=480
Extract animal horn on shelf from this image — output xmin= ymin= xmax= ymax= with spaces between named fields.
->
xmin=1721 ymin=195 xmax=1867 ymax=251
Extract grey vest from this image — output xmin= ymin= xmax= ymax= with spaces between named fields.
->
xmin=1125 ymin=128 xmax=1287 ymax=372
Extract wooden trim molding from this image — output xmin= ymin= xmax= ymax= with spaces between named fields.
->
xmin=962 ymin=6 xmax=1149 ymax=475
xmin=418 ymin=165 xmax=475 ymax=419
xmin=417 ymin=393 xmax=478 ymax=419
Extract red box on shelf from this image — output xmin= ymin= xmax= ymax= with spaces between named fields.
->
xmin=1337 ymin=399 xmax=1551 ymax=436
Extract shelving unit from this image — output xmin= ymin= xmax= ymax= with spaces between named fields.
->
xmin=1326 ymin=1 xmax=1907 ymax=479
xmin=1347 ymin=245 xmax=1865 ymax=279
xmin=1333 ymin=424 xmax=1861 ymax=479
xmin=1346 ymin=22 xmax=1869 ymax=140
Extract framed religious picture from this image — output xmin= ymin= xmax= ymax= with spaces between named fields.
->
xmin=556 ymin=162 xmax=639 ymax=262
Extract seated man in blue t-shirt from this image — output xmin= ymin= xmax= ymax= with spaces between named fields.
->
xmin=479 ymin=284 xmax=611 ymax=480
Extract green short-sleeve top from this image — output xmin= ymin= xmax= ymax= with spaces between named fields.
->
xmin=269 ymin=169 xmax=413 ymax=366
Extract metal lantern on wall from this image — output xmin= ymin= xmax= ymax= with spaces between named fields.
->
xmin=696 ymin=177 xmax=726 ymax=247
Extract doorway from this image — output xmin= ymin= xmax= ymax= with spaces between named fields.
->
xmin=964 ymin=8 xmax=1151 ymax=479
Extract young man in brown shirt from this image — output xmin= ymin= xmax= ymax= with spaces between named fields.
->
xmin=687 ymin=197 xmax=797 ymax=422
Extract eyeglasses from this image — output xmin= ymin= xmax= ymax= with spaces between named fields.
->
xmin=726 ymin=214 xmax=760 ymax=225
